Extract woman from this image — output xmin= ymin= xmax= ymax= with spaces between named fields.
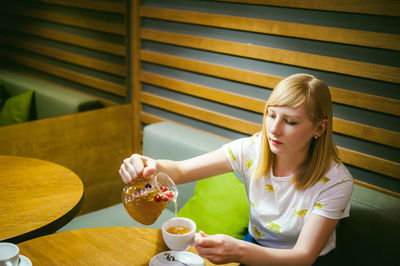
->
xmin=119 ymin=73 xmax=353 ymax=265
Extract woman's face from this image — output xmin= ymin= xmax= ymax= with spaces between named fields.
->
xmin=266 ymin=103 xmax=324 ymax=160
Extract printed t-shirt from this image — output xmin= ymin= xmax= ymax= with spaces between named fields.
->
xmin=222 ymin=133 xmax=353 ymax=255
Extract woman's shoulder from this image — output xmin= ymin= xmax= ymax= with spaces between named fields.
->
xmin=227 ymin=132 xmax=262 ymax=147
xmin=324 ymin=159 xmax=353 ymax=185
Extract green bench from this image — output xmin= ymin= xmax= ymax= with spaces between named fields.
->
xmin=0 ymin=68 xmax=103 ymax=125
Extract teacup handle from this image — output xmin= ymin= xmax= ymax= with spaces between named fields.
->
xmin=191 ymin=232 xmax=202 ymax=246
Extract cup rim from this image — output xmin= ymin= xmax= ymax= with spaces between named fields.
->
xmin=162 ymin=217 xmax=196 ymax=236
xmin=0 ymin=242 xmax=19 ymax=260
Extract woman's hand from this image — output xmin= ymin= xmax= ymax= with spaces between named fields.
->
xmin=194 ymin=231 xmax=242 ymax=264
xmin=119 ymin=154 xmax=156 ymax=184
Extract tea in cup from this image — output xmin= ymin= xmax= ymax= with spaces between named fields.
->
xmin=0 ymin=243 xmax=20 ymax=266
xmin=162 ymin=217 xmax=197 ymax=251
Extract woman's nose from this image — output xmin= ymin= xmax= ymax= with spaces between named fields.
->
xmin=269 ymin=119 xmax=281 ymax=136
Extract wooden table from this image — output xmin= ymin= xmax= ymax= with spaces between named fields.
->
xmin=0 ymin=155 xmax=84 ymax=243
xmin=18 ymin=227 xmax=239 ymax=265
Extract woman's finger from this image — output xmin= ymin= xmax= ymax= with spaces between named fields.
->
xmin=119 ymin=166 xmax=131 ymax=184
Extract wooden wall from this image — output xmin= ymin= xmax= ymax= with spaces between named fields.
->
xmin=0 ymin=0 xmax=128 ymax=105
xmin=131 ymin=0 xmax=400 ymax=197
xmin=0 ymin=105 xmax=132 ymax=214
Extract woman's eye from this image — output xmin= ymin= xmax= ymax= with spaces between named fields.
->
xmin=286 ymin=120 xmax=297 ymax=125
xmin=267 ymin=113 xmax=275 ymax=118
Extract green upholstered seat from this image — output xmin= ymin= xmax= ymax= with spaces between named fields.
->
xmin=0 ymin=69 xmax=103 ymax=120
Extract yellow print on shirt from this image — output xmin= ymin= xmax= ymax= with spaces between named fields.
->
xmin=318 ymin=176 xmax=330 ymax=184
xmin=245 ymin=159 xmax=253 ymax=169
xmin=253 ymin=226 xmax=262 ymax=239
xmin=266 ymin=222 xmax=281 ymax=233
xmin=249 ymin=135 xmax=256 ymax=145
xmin=340 ymin=208 xmax=345 ymax=214
xmin=228 ymin=148 xmax=236 ymax=162
xmin=294 ymin=208 xmax=308 ymax=218
xmin=264 ymin=184 xmax=274 ymax=193
xmin=314 ymin=203 xmax=328 ymax=209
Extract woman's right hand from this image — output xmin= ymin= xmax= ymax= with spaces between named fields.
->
xmin=119 ymin=154 xmax=157 ymax=184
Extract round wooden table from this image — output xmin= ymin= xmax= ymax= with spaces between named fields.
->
xmin=0 ymin=155 xmax=84 ymax=243
xmin=18 ymin=227 xmax=238 ymax=265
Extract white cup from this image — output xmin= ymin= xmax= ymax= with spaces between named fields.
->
xmin=162 ymin=217 xmax=197 ymax=251
xmin=0 ymin=243 xmax=19 ymax=266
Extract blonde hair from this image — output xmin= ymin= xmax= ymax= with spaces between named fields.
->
xmin=253 ymin=73 xmax=338 ymax=190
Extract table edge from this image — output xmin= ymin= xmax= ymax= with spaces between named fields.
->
xmin=3 ymin=192 xmax=84 ymax=244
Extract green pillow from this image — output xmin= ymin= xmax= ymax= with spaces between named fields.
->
xmin=0 ymin=82 xmax=8 ymax=108
xmin=0 ymin=90 xmax=34 ymax=126
xmin=178 ymin=172 xmax=249 ymax=239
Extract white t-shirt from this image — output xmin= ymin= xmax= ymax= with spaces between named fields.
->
xmin=223 ymin=134 xmax=353 ymax=255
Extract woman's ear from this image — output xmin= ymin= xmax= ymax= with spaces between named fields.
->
xmin=315 ymin=119 xmax=327 ymax=137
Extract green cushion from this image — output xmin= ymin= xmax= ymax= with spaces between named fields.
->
xmin=0 ymin=90 xmax=34 ymax=126
xmin=178 ymin=172 xmax=249 ymax=239
xmin=0 ymin=82 xmax=8 ymax=108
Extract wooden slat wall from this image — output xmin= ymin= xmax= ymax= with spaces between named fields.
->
xmin=0 ymin=0 xmax=127 ymax=104
xmin=131 ymin=0 xmax=400 ymax=197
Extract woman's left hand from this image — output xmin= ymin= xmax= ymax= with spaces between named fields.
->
xmin=194 ymin=231 xmax=242 ymax=264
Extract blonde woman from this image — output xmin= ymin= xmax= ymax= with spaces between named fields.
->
xmin=120 ymin=74 xmax=353 ymax=265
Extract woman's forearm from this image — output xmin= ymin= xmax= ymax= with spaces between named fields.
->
xmin=155 ymin=159 xmax=186 ymax=184
xmin=155 ymin=148 xmax=232 ymax=185
xmin=238 ymin=241 xmax=314 ymax=266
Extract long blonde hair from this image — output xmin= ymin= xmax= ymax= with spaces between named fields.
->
xmin=253 ymin=73 xmax=338 ymax=189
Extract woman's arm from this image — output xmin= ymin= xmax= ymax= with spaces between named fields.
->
xmin=195 ymin=213 xmax=338 ymax=266
xmin=119 ymin=148 xmax=232 ymax=185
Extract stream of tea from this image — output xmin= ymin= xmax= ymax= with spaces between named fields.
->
xmin=173 ymin=198 xmax=178 ymax=217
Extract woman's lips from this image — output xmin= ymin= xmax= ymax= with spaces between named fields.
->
xmin=269 ymin=137 xmax=282 ymax=145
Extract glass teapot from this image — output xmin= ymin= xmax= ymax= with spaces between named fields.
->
xmin=121 ymin=172 xmax=178 ymax=225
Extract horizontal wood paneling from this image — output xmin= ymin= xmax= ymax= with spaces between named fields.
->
xmin=141 ymin=92 xmax=261 ymax=134
xmin=332 ymin=118 xmax=400 ymax=149
xmin=38 ymin=0 xmax=125 ymax=13
xmin=1 ymin=0 xmax=127 ymax=102
xmin=10 ymin=7 xmax=125 ymax=35
xmin=141 ymin=72 xmax=399 ymax=148
xmin=214 ymin=0 xmax=400 ymax=17
xmin=4 ymin=37 xmax=125 ymax=77
xmin=141 ymin=111 xmax=164 ymax=125
xmin=141 ymin=50 xmax=399 ymax=116
xmin=10 ymin=25 xmax=125 ymax=56
xmin=141 ymin=7 xmax=400 ymax=51
xmin=141 ymin=50 xmax=281 ymax=92
xmin=141 ymin=29 xmax=400 ymax=84
xmin=141 ymin=71 xmax=264 ymax=113
xmin=338 ymin=147 xmax=400 ymax=179
xmin=329 ymin=87 xmax=399 ymax=117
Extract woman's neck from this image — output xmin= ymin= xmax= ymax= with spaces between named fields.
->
xmin=273 ymin=152 xmax=308 ymax=177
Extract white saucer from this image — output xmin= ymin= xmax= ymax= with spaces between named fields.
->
xmin=19 ymin=255 xmax=32 ymax=266
xmin=149 ymin=251 xmax=205 ymax=266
